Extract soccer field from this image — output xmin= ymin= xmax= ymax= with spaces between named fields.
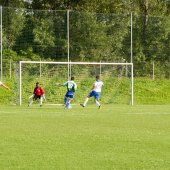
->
xmin=0 ymin=105 xmax=170 ymax=170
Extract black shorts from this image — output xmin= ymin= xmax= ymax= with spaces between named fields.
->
xmin=33 ymin=95 xmax=42 ymax=100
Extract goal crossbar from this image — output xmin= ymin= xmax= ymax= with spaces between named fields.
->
xmin=20 ymin=61 xmax=133 ymax=66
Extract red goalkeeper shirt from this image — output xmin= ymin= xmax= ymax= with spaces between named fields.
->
xmin=34 ymin=87 xmax=44 ymax=96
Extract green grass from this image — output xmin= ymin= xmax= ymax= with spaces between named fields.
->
xmin=1 ymin=77 xmax=170 ymax=105
xmin=0 ymin=104 xmax=170 ymax=170
xmin=134 ymin=78 xmax=170 ymax=104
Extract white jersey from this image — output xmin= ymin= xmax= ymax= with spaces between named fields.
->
xmin=93 ymin=80 xmax=103 ymax=92
xmin=0 ymin=81 xmax=2 ymax=85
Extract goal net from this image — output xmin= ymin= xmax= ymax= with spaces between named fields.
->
xmin=14 ymin=61 xmax=133 ymax=106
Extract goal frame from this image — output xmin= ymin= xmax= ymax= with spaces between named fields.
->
xmin=18 ymin=61 xmax=134 ymax=106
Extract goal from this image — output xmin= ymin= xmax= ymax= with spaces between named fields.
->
xmin=15 ymin=61 xmax=133 ymax=106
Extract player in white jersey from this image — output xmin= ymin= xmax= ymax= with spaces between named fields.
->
xmin=80 ymin=75 xmax=103 ymax=109
xmin=0 ymin=81 xmax=10 ymax=90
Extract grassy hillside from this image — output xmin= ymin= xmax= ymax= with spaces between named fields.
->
xmin=134 ymin=78 xmax=170 ymax=104
xmin=0 ymin=78 xmax=170 ymax=105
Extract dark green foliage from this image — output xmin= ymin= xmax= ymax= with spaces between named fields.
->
xmin=0 ymin=1 xmax=170 ymax=77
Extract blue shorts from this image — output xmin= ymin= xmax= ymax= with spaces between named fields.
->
xmin=88 ymin=91 xmax=100 ymax=100
xmin=65 ymin=91 xmax=74 ymax=99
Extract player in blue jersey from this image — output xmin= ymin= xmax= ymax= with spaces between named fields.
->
xmin=62 ymin=76 xmax=77 ymax=109
xmin=80 ymin=75 xmax=103 ymax=109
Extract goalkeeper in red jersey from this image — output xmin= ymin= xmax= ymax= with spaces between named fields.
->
xmin=28 ymin=82 xmax=45 ymax=107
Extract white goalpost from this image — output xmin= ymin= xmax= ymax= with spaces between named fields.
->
xmin=17 ymin=61 xmax=133 ymax=106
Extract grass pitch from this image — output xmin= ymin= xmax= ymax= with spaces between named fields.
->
xmin=0 ymin=104 xmax=170 ymax=170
